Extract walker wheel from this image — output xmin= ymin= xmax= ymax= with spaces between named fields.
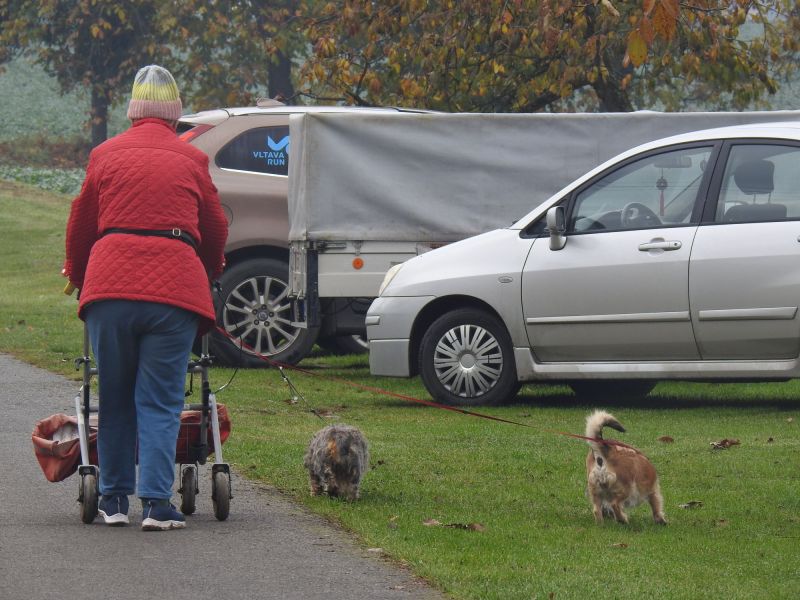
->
xmin=79 ymin=472 xmax=98 ymax=524
xmin=212 ymin=470 xmax=230 ymax=521
xmin=179 ymin=465 xmax=198 ymax=515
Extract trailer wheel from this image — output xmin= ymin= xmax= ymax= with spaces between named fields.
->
xmin=79 ymin=472 xmax=98 ymax=524
xmin=179 ymin=465 xmax=198 ymax=515
xmin=419 ymin=308 xmax=520 ymax=406
xmin=209 ymin=258 xmax=320 ymax=367
xmin=212 ymin=470 xmax=231 ymax=521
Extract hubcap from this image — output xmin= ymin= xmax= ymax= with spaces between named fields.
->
xmin=222 ymin=275 xmax=299 ymax=357
xmin=433 ymin=324 xmax=503 ymax=398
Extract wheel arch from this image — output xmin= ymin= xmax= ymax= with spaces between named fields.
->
xmin=409 ymin=295 xmax=509 ymax=377
xmin=223 ymin=245 xmax=289 ymax=271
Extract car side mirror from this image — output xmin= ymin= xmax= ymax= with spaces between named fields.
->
xmin=546 ymin=206 xmax=567 ymax=251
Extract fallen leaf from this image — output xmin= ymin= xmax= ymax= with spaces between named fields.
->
xmin=711 ymin=438 xmax=740 ymax=450
xmin=611 ymin=542 xmax=629 ymax=549
xmin=679 ymin=500 xmax=703 ymax=509
xmin=423 ymin=519 xmax=441 ymax=527
xmin=658 ymin=436 xmax=674 ymax=443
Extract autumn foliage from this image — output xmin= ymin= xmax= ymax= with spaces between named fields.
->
xmin=300 ymin=0 xmax=800 ymax=112
xmin=1 ymin=0 xmax=798 ymax=145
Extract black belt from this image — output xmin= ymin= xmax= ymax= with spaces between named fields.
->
xmin=101 ymin=228 xmax=198 ymax=252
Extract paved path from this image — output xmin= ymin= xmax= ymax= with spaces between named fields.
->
xmin=0 ymin=354 xmax=444 ymax=600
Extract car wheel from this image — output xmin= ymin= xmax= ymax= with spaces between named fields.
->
xmin=209 ymin=258 xmax=320 ymax=367
xmin=568 ymin=380 xmax=656 ymax=400
xmin=419 ymin=308 xmax=520 ymax=406
xmin=317 ymin=334 xmax=369 ymax=355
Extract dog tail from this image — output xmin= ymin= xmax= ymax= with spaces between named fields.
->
xmin=585 ymin=410 xmax=626 ymax=456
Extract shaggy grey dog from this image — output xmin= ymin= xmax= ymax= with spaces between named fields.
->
xmin=303 ymin=424 xmax=369 ymax=501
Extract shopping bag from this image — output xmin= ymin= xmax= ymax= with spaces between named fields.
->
xmin=175 ymin=403 xmax=232 ymax=463
xmin=31 ymin=413 xmax=98 ymax=482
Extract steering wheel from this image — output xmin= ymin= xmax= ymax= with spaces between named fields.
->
xmin=621 ymin=202 xmax=661 ymax=228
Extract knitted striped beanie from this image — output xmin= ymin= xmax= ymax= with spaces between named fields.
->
xmin=126 ymin=65 xmax=182 ymax=121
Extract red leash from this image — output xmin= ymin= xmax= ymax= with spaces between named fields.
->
xmin=213 ymin=326 xmax=636 ymax=450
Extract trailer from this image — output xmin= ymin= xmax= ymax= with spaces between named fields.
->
xmin=286 ymin=110 xmax=800 ymax=332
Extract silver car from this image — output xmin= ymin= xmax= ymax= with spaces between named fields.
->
xmin=367 ymin=122 xmax=800 ymax=405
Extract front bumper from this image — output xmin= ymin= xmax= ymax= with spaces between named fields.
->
xmin=366 ymin=295 xmax=434 ymax=377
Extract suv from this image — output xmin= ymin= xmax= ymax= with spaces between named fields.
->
xmin=178 ymin=101 xmax=420 ymax=366
xmin=368 ymin=122 xmax=800 ymax=405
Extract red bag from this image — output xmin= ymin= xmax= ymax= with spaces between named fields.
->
xmin=31 ymin=413 xmax=98 ymax=483
xmin=175 ymin=403 xmax=232 ymax=464
xmin=32 ymin=404 xmax=231 ymax=482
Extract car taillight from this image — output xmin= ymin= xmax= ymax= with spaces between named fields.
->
xmin=179 ymin=124 xmax=214 ymax=143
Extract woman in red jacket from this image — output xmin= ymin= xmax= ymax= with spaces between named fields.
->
xmin=64 ymin=65 xmax=228 ymax=531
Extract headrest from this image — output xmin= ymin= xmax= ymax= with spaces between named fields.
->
xmin=733 ymin=159 xmax=774 ymax=195
xmin=723 ymin=202 xmax=786 ymax=223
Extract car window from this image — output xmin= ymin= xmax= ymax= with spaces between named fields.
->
xmin=215 ymin=126 xmax=290 ymax=176
xmin=714 ymin=144 xmax=800 ymax=223
xmin=570 ymin=146 xmax=713 ymax=233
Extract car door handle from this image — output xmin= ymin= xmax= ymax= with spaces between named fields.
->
xmin=638 ymin=240 xmax=682 ymax=251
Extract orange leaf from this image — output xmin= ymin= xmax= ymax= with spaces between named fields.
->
xmin=626 ymin=29 xmax=648 ymax=67
xmin=640 ymin=16 xmax=654 ymax=44
xmin=652 ymin=2 xmax=677 ymax=40
xmin=660 ymin=0 xmax=679 ymax=19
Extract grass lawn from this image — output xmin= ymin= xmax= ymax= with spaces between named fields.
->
xmin=2 ymin=179 xmax=799 ymax=599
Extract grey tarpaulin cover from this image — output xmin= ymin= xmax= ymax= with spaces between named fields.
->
xmin=287 ymin=111 xmax=800 ymax=243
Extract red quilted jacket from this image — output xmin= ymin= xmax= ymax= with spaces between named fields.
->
xmin=64 ymin=118 xmax=228 ymax=332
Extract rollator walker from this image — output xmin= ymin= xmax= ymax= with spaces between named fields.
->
xmin=74 ymin=326 xmax=232 ymax=523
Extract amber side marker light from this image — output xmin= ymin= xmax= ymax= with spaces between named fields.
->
xmin=352 ymin=257 xmax=364 ymax=270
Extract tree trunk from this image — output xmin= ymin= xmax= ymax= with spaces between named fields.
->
xmin=268 ymin=50 xmax=295 ymax=103
xmin=593 ymin=48 xmax=634 ymax=112
xmin=90 ymin=86 xmax=110 ymax=147
xmin=594 ymin=82 xmax=634 ymax=112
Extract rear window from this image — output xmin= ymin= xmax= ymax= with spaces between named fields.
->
xmin=176 ymin=122 xmax=196 ymax=135
xmin=215 ymin=126 xmax=290 ymax=176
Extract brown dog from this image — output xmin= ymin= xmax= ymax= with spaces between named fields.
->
xmin=585 ymin=410 xmax=667 ymax=525
xmin=304 ymin=424 xmax=369 ymax=501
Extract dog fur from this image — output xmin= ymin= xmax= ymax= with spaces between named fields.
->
xmin=303 ymin=424 xmax=369 ymax=501
xmin=585 ymin=410 xmax=667 ymax=525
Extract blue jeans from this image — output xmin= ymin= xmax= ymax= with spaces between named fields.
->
xmin=85 ymin=300 xmax=198 ymax=500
